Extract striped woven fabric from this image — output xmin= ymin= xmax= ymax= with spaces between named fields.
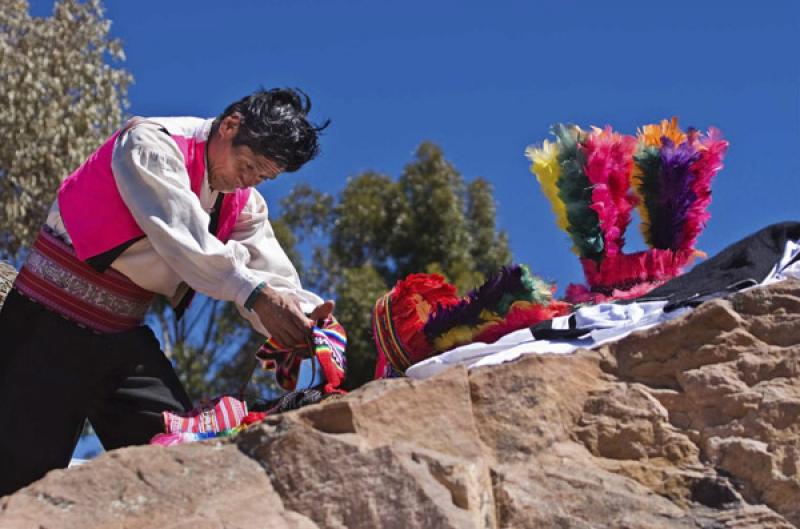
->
xmin=163 ymin=395 xmax=248 ymax=434
xmin=13 ymin=228 xmax=155 ymax=333
xmin=257 ymin=316 xmax=347 ymax=394
xmin=372 ymin=291 xmax=413 ymax=374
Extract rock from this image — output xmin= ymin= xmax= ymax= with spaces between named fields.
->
xmin=294 ymin=366 xmax=486 ymax=460
xmin=237 ymin=368 xmax=496 ymax=529
xmin=2 ymin=280 xmax=800 ymax=528
xmin=0 ymin=443 xmax=318 ymax=529
xmin=239 ymin=422 xmax=495 ymax=529
xmin=606 ymin=280 xmax=800 ymax=525
xmin=491 ymin=442 xmax=736 ymax=529
xmin=468 ymin=351 xmax=605 ymax=462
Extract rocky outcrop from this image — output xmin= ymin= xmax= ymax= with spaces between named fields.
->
xmin=2 ymin=280 xmax=799 ymax=528
xmin=0 ymin=443 xmax=319 ymax=529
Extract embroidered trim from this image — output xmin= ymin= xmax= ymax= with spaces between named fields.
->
xmin=22 ymin=251 xmax=151 ymax=318
xmin=372 ymin=292 xmax=413 ymax=373
xmin=14 ymin=229 xmax=154 ymax=333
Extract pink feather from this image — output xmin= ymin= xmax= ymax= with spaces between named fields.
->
xmin=680 ymin=128 xmax=729 ymax=250
xmin=472 ymin=300 xmax=571 ymax=344
xmin=581 ymin=127 xmax=638 ymax=257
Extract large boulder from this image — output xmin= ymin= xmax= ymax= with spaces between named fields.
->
xmin=2 ymin=280 xmax=799 ymax=528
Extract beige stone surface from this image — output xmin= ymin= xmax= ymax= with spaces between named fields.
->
xmin=607 ymin=280 xmax=800 ymax=525
xmin=0 ymin=443 xmax=318 ymax=529
xmin=2 ymin=280 xmax=799 ymax=528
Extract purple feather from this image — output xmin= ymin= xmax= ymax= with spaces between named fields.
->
xmin=424 ymin=265 xmax=525 ymax=339
xmin=650 ymin=139 xmax=701 ymax=249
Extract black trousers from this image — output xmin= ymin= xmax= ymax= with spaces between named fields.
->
xmin=0 ymin=289 xmax=192 ymax=496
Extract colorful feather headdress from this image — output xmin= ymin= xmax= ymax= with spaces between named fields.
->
xmin=372 ymin=265 xmax=571 ymax=378
xmin=526 ymin=118 xmax=728 ymax=303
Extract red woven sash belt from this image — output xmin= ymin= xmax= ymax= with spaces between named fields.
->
xmin=14 ymin=228 xmax=155 ymax=333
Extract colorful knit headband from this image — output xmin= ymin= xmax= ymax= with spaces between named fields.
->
xmin=372 ymin=265 xmax=570 ymax=377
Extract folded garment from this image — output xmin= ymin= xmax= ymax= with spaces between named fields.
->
xmin=152 ymin=410 xmax=267 ymax=447
xmin=162 ymin=395 xmax=249 ymax=435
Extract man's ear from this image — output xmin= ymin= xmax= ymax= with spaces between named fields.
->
xmin=219 ymin=113 xmax=241 ymax=139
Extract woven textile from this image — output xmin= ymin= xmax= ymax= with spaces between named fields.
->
xmin=162 ymin=395 xmax=248 ymax=434
xmin=153 ymin=410 xmax=267 ymax=446
xmin=372 ymin=291 xmax=415 ymax=374
xmin=13 ymin=228 xmax=154 ymax=333
xmin=257 ymin=316 xmax=347 ymax=394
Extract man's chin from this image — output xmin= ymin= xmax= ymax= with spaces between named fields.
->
xmin=209 ymin=175 xmax=236 ymax=193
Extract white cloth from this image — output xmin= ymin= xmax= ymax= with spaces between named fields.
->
xmin=407 ymin=237 xmax=800 ymax=380
xmin=763 ymin=240 xmax=800 ymax=284
xmin=46 ymin=118 xmax=321 ymax=337
xmin=405 ymin=300 xmax=690 ymax=380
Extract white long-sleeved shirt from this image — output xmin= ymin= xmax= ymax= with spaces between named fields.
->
xmin=46 ymin=118 xmax=322 ymax=337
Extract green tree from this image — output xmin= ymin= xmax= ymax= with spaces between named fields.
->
xmin=279 ymin=142 xmax=512 ymax=387
xmin=467 ymin=178 xmax=512 ymax=277
xmin=0 ymin=0 xmax=131 ymax=259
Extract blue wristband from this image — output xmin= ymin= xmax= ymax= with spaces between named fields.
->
xmin=244 ymin=281 xmax=267 ymax=312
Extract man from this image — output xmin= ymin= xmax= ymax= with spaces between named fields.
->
xmin=0 ymin=88 xmax=333 ymax=495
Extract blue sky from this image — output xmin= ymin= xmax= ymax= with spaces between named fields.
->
xmin=34 ymin=0 xmax=800 ymax=289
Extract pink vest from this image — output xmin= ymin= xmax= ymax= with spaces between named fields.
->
xmin=58 ymin=117 xmax=251 ymax=262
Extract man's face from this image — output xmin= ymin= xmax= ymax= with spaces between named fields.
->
xmin=207 ymin=115 xmax=283 ymax=192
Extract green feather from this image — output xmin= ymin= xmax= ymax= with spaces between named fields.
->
xmin=553 ymin=124 xmax=604 ymax=260
xmin=633 ymin=146 xmax=662 ymax=247
xmin=487 ymin=265 xmax=553 ymax=315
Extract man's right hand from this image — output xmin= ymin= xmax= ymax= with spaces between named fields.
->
xmin=252 ymin=285 xmax=313 ymax=347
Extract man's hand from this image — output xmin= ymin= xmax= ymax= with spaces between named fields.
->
xmin=252 ymin=285 xmax=313 ymax=347
xmin=252 ymin=286 xmax=336 ymax=347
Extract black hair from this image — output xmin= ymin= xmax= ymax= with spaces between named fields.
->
xmin=214 ymin=88 xmax=330 ymax=172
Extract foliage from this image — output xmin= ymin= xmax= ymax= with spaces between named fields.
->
xmin=147 ymin=295 xmax=278 ymax=402
xmin=279 ymin=142 xmax=512 ymax=387
xmin=0 ymin=0 xmax=131 ymax=259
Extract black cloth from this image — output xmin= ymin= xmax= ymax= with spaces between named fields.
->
xmin=531 ymin=221 xmax=800 ymax=339
xmin=85 ymin=236 xmax=145 ymax=273
xmin=530 ymin=315 xmax=583 ymax=340
xmin=251 ymin=387 xmax=326 ymax=414
xmin=634 ymin=221 xmax=800 ymax=306
xmin=0 ymin=289 xmax=192 ymax=496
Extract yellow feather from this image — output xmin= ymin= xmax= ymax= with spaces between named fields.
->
xmin=631 ymin=164 xmax=652 ymax=245
xmin=525 ymin=140 xmax=569 ymax=232
xmin=477 ymin=309 xmax=504 ymax=323
xmin=432 ymin=325 xmax=480 ymax=352
xmin=431 ymin=310 xmax=506 ymax=352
